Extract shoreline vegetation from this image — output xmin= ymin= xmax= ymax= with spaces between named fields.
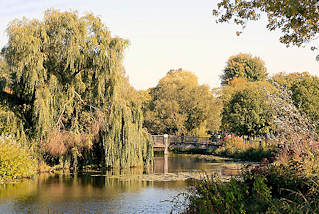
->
xmin=176 ymin=139 xmax=319 ymax=214
xmin=168 ymin=137 xmax=277 ymax=163
xmin=0 ymin=138 xmax=37 ymax=184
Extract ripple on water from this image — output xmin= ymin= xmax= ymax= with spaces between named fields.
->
xmin=0 ymin=154 xmax=245 ymax=214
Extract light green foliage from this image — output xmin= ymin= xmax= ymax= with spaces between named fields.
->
xmin=0 ymin=138 xmax=37 ymax=182
xmin=104 ymin=76 xmax=153 ymax=167
xmin=206 ymin=88 xmax=223 ymax=133
xmin=272 ymin=72 xmax=310 ymax=88
xmin=143 ymin=69 xmax=221 ymax=136
xmin=221 ymin=53 xmax=268 ymax=85
xmin=222 ymin=80 xmax=273 ymax=136
xmin=213 ymin=0 xmax=319 ymax=48
xmin=1 ymin=9 xmax=152 ymax=169
xmin=273 ymin=72 xmax=319 ymax=132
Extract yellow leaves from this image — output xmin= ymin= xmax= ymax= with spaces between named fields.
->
xmin=224 ymin=77 xmax=275 ymax=98
xmin=0 ymin=138 xmax=37 ymax=181
xmin=222 ymin=53 xmax=267 ymax=85
xmin=144 ymin=69 xmax=220 ymax=135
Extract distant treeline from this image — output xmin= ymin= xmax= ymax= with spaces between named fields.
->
xmin=141 ymin=53 xmax=319 ymax=141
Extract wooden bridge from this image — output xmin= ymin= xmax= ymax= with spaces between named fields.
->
xmin=152 ymin=135 xmax=222 ymax=153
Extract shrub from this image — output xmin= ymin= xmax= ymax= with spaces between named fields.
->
xmin=182 ymin=175 xmax=273 ymax=214
xmin=183 ymin=176 xmax=247 ymax=214
xmin=0 ymin=138 xmax=37 ymax=182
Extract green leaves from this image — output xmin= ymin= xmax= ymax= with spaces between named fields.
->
xmin=222 ymin=80 xmax=273 ymax=136
xmin=213 ymin=0 xmax=319 ymax=48
xmin=273 ymin=72 xmax=319 ymax=133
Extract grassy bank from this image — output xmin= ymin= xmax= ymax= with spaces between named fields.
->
xmin=215 ymin=137 xmax=276 ymax=162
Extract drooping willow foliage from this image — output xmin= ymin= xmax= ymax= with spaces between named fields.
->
xmin=0 ymin=9 xmax=153 ymax=169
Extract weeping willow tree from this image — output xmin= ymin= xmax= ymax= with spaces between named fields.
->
xmin=0 ymin=9 xmax=153 ymax=169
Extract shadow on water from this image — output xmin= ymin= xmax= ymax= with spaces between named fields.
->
xmin=0 ymin=153 xmax=244 ymax=214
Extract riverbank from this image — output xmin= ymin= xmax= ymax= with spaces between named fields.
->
xmin=178 ymin=141 xmax=319 ymax=214
xmin=169 ymin=137 xmax=277 ymax=163
xmin=214 ymin=137 xmax=276 ymax=162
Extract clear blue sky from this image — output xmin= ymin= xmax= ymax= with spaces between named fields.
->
xmin=1 ymin=0 xmax=318 ymax=90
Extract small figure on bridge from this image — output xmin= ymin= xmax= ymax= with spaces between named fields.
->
xmin=181 ymin=132 xmax=185 ymax=143
xmin=209 ymin=131 xmax=216 ymax=142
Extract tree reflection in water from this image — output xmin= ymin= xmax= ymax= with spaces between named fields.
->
xmin=0 ymin=154 xmax=244 ymax=214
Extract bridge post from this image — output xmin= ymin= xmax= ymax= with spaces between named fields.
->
xmin=163 ymin=134 xmax=169 ymax=155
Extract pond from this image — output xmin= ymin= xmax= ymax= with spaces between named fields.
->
xmin=0 ymin=153 xmax=245 ymax=214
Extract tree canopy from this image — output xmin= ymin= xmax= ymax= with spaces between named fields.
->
xmin=213 ymin=0 xmax=319 ymax=49
xmin=0 ymin=9 xmax=152 ymax=169
xmin=221 ymin=53 xmax=268 ymax=85
xmin=221 ymin=78 xmax=273 ymax=136
xmin=143 ymin=69 xmax=221 ymax=136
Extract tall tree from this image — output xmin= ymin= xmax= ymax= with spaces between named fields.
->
xmin=143 ymin=69 xmax=221 ymax=136
xmin=213 ymin=0 xmax=319 ymax=48
xmin=1 ymin=9 xmax=152 ymax=168
xmin=221 ymin=53 xmax=268 ymax=85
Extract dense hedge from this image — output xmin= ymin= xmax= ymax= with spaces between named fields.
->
xmin=0 ymin=138 xmax=37 ymax=182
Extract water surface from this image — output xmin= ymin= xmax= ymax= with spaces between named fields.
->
xmin=0 ymin=154 xmax=243 ymax=214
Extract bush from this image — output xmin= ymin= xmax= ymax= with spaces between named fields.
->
xmin=0 ymin=138 xmax=37 ymax=182
xmin=244 ymin=161 xmax=319 ymax=213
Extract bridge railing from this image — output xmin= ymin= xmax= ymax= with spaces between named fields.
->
xmin=152 ymin=135 xmax=164 ymax=143
xmin=152 ymin=135 xmax=213 ymax=144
